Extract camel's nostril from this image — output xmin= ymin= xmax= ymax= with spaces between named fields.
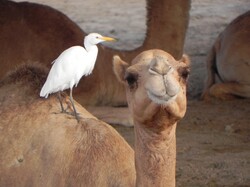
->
xmin=149 ymin=67 xmax=160 ymax=75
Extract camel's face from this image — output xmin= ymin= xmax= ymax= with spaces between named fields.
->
xmin=145 ymin=55 xmax=181 ymax=105
xmin=113 ymin=50 xmax=190 ymax=125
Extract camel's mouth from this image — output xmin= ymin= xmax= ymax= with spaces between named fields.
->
xmin=146 ymin=90 xmax=177 ymax=105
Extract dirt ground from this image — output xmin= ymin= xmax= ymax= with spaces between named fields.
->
xmin=14 ymin=0 xmax=250 ymax=186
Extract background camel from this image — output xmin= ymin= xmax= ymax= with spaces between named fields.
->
xmin=0 ymin=49 xmax=189 ymax=186
xmin=202 ymin=10 xmax=250 ymax=100
xmin=0 ymin=0 xmax=190 ymax=107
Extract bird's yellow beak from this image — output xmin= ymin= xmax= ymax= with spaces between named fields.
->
xmin=101 ymin=36 xmax=116 ymax=42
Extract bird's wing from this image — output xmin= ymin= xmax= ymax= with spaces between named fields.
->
xmin=40 ymin=46 xmax=88 ymax=97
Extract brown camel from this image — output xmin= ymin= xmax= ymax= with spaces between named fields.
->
xmin=0 ymin=49 xmax=189 ymax=186
xmin=0 ymin=0 xmax=190 ymax=107
xmin=0 ymin=63 xmax=135 ymax=187
xmin=113 ymin=49 xmax=190 ymax=186
xmin=202 ymin=10 xmax=250 ymax=100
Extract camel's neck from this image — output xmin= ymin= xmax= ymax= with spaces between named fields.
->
xmin=142 ymin=0 xmax=190 ymax=59
xmin=134 ymin=122 xmax=177 ymax=187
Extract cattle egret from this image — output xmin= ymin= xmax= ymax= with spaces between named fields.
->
xmin=40 ymin=33 xmax=116 ymax=122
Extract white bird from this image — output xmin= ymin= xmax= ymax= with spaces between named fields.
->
xmin=40 ymin=33 xmax=116 ymax=122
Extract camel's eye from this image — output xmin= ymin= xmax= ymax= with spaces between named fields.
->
xmin=178 ymin=66 xmax=190 ymax=80
xmin=124 ymin=71 xmax=138 ymax=89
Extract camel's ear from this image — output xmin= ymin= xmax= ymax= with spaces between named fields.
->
xmin=179 ymin=54 xmax=190 ymax=66
xmin=113 ymin=55 xmax=129 ymax=84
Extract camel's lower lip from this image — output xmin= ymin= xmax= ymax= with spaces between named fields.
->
xmin=147 ymin=90 xmax=177 ymax=105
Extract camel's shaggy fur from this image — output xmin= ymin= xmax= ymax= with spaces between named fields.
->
xmin=0 ymin=63 xmax=47 ymax=92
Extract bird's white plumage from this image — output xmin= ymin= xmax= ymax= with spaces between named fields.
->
xmin=40 ymin=46 xmax=96 ymax=98
xmin=40 ymin=33 xmax=115 ymax=98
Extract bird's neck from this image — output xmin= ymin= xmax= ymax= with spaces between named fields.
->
xmin=86 ymin=45 xmax=98 ymax=62
xmin=84 ymin=42 xmax=98 ymax=61
xmin=84 ymin=40 xmax=97 ymax=52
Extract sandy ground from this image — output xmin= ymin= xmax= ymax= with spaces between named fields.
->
xmin=13 ymin=0 xmax=250 ymax=186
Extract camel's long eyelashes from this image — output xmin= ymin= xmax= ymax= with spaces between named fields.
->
xmin=178 ymin=66 xmax=190 ymax=81
xmin=124 ymin=71 xmax=138 ymax=90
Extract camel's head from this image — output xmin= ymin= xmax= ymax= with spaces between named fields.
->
xmin=113 ymin=49 xmax=190 ymax=128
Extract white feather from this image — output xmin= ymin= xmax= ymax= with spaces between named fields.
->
xmin=40 ymin=33 xmax=115 ymax=98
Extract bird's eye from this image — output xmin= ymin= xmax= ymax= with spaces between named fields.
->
xmin=124 ymin=71 xmax=138 ymax=89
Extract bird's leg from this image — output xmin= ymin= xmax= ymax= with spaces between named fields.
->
xmin=69 ymin=88 xmax=80 ymax=122
xmin=57 ymin=92 xmax=67 ymax=113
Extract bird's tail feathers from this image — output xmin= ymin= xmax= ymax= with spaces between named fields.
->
xmin=40 ymin=84 xmax=49 ymax=98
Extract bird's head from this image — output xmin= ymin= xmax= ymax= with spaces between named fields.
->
xmin=85 ymin=33 xmax=116 ymax=45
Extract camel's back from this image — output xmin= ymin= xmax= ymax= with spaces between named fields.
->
xmin=215 ymin=11 xmax=250 ymax=83
xmin=0 ymin=64 xmax=135 ymax=187
xmin=0 ymin=96 xmax=135 ymax=187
